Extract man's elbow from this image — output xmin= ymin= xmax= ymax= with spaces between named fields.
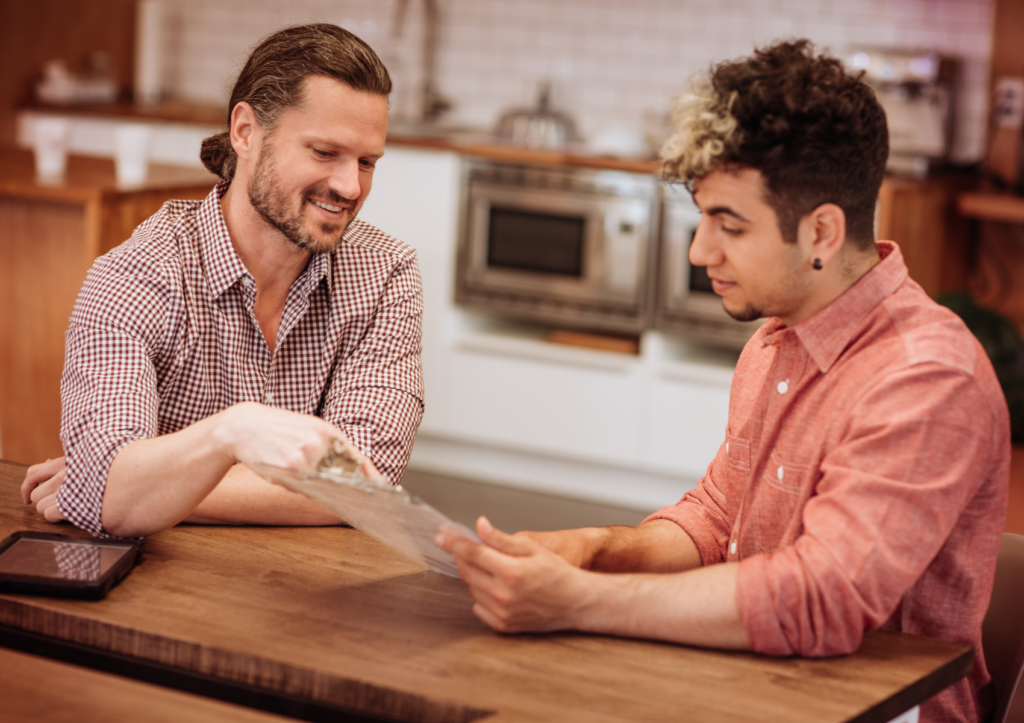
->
xmin=772 ymin=615 xmax=866 ymax=658
xmin=100 ymin=500 xmax=160 ymax=539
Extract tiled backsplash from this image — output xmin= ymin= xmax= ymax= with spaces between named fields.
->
xmin=161 ymin=0 xmax=995 ymax=163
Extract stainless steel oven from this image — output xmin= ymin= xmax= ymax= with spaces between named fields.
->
xmin=654 ymin=183 xmax=762 ymax=349
xmin=455 ymin=160 xmax=657 ymax=334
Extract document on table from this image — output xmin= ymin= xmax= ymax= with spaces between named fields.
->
xmin=247 ymin=462 xmax=479 ymax=578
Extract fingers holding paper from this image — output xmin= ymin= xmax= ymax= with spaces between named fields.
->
xmin=215 ymin=403 xmax=351 ymax=472
xmin=436 ymin=516 xmax=596 ymax=634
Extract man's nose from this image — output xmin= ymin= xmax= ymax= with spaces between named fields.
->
xmin=688 ymin=218 xmax=720 ymax=268
xmin=327 ymin=159 xmax=362 ymax=203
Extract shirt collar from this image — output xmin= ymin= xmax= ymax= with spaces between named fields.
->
xmin=197 ymin=182 xmax=249 ymax=299
xmin=758 ymin=241 xmax=908 ymax=372
xmin=197 ymin=181 xmax=331 ymax=299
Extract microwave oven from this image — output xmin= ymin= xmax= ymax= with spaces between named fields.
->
xmin=455 ymin=161 xmax=658 ymax=334
xmin=654 ymin=183 xmax=762 ymax=349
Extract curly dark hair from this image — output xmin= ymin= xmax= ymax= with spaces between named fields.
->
xmin=200 ymin=23 xmax=392 ymax=182
xmin=661 ymin=39 xmax=888 ymax=250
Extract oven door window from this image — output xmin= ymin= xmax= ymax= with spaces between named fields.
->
xmin=487 ymin=206 xmax=585 ymax=277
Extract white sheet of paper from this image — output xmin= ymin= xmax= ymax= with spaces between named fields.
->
xmin=248 ymin=462 xmax=479 ymax=577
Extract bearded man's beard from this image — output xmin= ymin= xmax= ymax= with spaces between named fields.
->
xmin=247 ymin=144 xmax=355 ymax=254
xmin=724 ymin=304 xmax=764 ymax=322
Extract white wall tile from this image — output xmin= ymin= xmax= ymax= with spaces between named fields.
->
xmin=160 ymin=0 xmax=996 ymax=162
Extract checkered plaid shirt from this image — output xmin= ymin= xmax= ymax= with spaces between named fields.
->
xmin=56 ymin=184 xmax=424 ymax=537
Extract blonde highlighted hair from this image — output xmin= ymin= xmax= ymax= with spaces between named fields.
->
xmin=660 ymin=78 xmax=740 ymax=186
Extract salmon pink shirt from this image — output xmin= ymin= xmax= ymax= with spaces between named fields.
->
xmin=648 ymin=242 xmax=1009 ymax=723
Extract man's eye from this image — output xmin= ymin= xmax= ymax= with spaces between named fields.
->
xmin=721 ymin=225 xmax=742 ymax=236
xmin=359 ymin=159 xmax=377 ymax=170
xmin=313 ymin=148 xmax=333 ymax=158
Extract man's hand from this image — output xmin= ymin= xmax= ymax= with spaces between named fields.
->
xmin=213 ymin=402 xmax=355 ymax=472
xmin=438 ymin=517 xmax=749 ymax=649
xmin=437 ymin=516 xmax=596 ymax=633
xmin=21 ymin=457 xmax=68 ymax=523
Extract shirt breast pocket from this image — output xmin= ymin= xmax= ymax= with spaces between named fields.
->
xmin=740 ymin=449 xmax=814 ymax=555
xmin=763 ymin=448 xmax=812 ymax=495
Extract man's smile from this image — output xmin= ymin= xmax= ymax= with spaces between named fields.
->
xmin=309 ymin=197 xmax=351 ymax=215
xmin=312 ymin=199 xmax=343 ymax=213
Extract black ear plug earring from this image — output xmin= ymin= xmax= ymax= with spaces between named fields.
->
xmin=812 ymin=258 xmax=823 ymax=270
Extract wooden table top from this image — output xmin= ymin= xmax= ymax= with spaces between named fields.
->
xmin=0 ymin=459 xmax=973 ymax=723
xmin=1 ymin=646 xmax=295 ymax=723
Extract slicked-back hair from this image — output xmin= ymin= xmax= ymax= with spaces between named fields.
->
xmin=661 ymin=40 xmax=888 ymax=250
xmin=200 ymin=23 xmax=392 ymax=182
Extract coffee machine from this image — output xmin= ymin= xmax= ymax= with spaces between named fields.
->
xmin=848 ymin=48 xmax=956 ymax=178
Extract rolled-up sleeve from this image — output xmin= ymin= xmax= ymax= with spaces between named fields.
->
xmin=644 ymin=440 xmax=740 ymax=567
xmin=56 ymin=260 xmax=171 ymax=537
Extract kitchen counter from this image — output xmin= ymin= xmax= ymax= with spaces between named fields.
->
xmin=23 ymin=101 xmax=663 ymax=175
xmin=386 ymin=131 xmax=661 ymax=174
xmin=0 ymin=147 xmax=217 ymax=463
xmin=0 ymin=145 xmax=218 ymax=203
xmin=21 ymin=100 xmax=225 ymax=128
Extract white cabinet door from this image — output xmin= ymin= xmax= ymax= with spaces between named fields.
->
xmin=356 ymin=145 xmax=463 ymax=434
xmin=429 ymin=341 xmax=644 ymax=467
xmin=641 ymin=370 xmax=730 ymax=479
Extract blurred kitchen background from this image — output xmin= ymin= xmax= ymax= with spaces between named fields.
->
xmin=2 ymin=0 xmax=1024 ymax=535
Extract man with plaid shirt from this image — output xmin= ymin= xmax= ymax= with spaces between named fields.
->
xmin=22 ymin=24 xmax=423 ymax=539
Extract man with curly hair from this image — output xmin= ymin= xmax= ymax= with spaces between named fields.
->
xmin=439 ymin=40 xmax=1008 ymax=723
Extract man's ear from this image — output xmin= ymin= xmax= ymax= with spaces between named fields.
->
xmin=798 ymin=203 xmax=846 ymax=268
xmin=229 ymin=102 xmax=261 ymax=162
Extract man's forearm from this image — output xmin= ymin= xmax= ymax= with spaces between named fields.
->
xmin=98 ymin=402 xmax=348 ymax=537
xmin=571 ymin=562 xmax=750 ymax=649
xmin=530 ymin=519 xmax=703 ymax=573
xmin=101 ymin=412 xmax=237 ymax=537
xmin=185 ymin=464 xmax=341 ymax=526
xmin=588 ymin=519 xmax=703 ymax=573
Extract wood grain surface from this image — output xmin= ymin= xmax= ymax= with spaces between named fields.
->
xmin=1 ymin=646 xmax=297 ymax=723
xmin=0 ymin=460 xmax=973 ymax=723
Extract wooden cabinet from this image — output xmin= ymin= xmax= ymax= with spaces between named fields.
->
xmin=0 ymin=148 xmax=216 ymax=463
xmin=877 ymin=175 xmax=970 ymax=298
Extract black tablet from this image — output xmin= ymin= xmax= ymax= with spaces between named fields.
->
xmin=0 ymin=531 xmax=143 ymax=599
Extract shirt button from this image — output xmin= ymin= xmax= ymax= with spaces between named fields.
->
xmin=265 ymin=391 xmax=275 ymax=404
xmin=777 ymin=380 xmax=789 ymax=394
xmin=730 ymin=540 xmax=737 ymax=555
xmin=777 ymin=466 xmax=784 ymax=481
xmin=726 ymin=442 xmax=730 ymax=454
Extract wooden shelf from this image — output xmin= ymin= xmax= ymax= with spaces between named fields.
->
xmin=957 ymin=191 xmax=1024 ymax=224
xmin=21 ymin=100 xmax=225 ymax=127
